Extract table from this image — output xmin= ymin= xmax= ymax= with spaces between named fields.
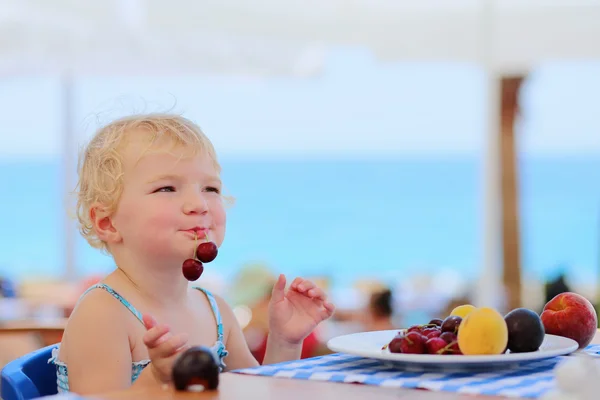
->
xmin=45 ymin=330 xmax=600 ymax=400
xmin=0 ymin=318 xmax=67 ymax=347
xmin=0 ymin=318 xmax=67 ymax=368
xmin=93 ymin=373 xmax=481 ymax=399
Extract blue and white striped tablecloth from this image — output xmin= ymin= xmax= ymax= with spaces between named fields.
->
xmin=232 ymin=344 xmax=600 ymax=398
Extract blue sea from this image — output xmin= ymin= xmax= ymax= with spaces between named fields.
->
xmin=0 ymin=157 xmax=599 ymax=288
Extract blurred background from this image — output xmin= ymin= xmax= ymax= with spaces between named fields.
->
xmin=0 ymin=0 xmax=599 ymax=366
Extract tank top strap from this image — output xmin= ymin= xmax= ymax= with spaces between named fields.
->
xmin=192 ymin=287 xmax=224 ymax=342
xmin=81 ymin=283 xmax=145 ymax=325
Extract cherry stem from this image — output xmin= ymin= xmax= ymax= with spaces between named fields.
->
xmin=438 ymin=341 xmax=459 ymax=355
xmin=205 ymin=232 xmax=210 ymax=242
xmin=193 ymin=232 xmax=198 ymax=259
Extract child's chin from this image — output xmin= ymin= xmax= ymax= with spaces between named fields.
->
xmin=142 ymin=249 xmax=188 ymax=265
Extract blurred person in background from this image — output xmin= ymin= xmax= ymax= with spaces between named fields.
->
xmin=544 ymin=272 xmax=572 ymax=304
xmin=0 ymin=276 xmax=17 ymax=298
xmin=361 ymin=288 xmax=396 ymax=331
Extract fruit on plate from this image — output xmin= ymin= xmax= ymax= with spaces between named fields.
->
xmin=450 ymin=304 xmax=476 ymax=318
xmin=447 ymin=341 xmax=462 ymax=355
xmin=504 ymin=307 xmax=545 ymax=353
xmin=387 ymin=333 xmax=404 ymax=353
xmin=422 ymin=327 xmax=441 ymax=339
xmin=425 ymin=337 xmax=448 ymax=354
xmin=540 ymin=292 xmax=598 ymax=349
xmin=441 ymin=316 xmax=463 ymax=334
xmin=439 ymin=331 xmax=457 ymax=344
xmin=428 ymin=318 xmax=444 ymax=327
xmin=386 ymin=323 xmax=462 ymax=355
xmin=457 ymin=307 xmax=508 ymax=355
xmin=398 ymin=331 xmax=428 ymax=354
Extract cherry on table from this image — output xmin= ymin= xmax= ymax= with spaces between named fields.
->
xmin=172 ymin=346 xmax=220 ymax=391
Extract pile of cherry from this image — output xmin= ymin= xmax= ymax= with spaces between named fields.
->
xmin=182 ymin=234 xmax=218 ymax=281
xmin=385 ymin=316 xmax=463 ymax=355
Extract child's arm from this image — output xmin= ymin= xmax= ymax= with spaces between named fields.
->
xmin=62 ymin=290 xmax=146 ymax=395
xmin=215 ymin=297 xmax=303 ymax=369
xmin=212 ymin=294 xmax=261 ymax=371
xmin=213 ymin=275 xmax=334 ymax=370
xmin=262 ymin=275 xmax=333 ymax=365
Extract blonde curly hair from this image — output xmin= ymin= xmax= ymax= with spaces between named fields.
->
xmin=75 ymin=113 xmax=222 ymax=253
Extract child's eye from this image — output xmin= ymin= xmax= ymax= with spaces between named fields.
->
xmin=204 ymin=186 xmax=221 ymax=194
xmin=154 ymin=186 xmax=175 ymax=193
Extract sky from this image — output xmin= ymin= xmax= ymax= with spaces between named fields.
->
xmin=0 ymin=48 xmax=598 ymax=160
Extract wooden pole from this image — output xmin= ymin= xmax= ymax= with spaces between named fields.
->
xmin=474 ymin=0 xmax=504 ymax=311
xmin=500 ymin=75 xmax=525 ymax=311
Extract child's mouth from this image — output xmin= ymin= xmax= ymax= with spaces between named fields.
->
xmin=183 ymin=227 xmax=208 ymax=238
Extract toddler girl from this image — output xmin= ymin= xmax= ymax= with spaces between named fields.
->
xmin=49 ymin=114 xmax=335 ymax=395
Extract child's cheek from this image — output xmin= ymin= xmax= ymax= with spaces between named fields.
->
xmin=142 ymin=198 xmax=179 ymax=231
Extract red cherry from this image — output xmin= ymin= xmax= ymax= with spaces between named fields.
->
xmin=399 ymin=332 xmax=427 ymax=354
xmin=196 ymin=242 xmax=218 ymax=263
xmin=182 ymin=259 xmax=204 ymax=281
xmin=428 ymin=318 xmax=444 ymax=327
xmin=426 ymin=337 xmax=448 ymax=354
xmin=406 ymin=325 xmax=424 ymax=334
xmin=447 ymin=341 xmax=462 ymax=355
xmin=422 ymin=328 xmax=441 ymax=339
xmin=439 ymin=332 xmax=457 ymax=344
xmin=388 ymin=335 xmax=404 ymax=353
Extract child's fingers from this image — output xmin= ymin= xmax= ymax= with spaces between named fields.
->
xmin=296 ymin=280 xmax=315 ymax=293
xmin=143 ymin=324 xmax=171 ymax=348
xmin=154 ymin=331 xmax=173 ymax=347
xmin=324 ymin=301 xmax=336 ymax=314
xmin=142 ymin=314 xmax=158 ymax=330
xmin=307 ymin=288 xmax=326 ymax=301
xmin=290 ymin=277 xmax=304 ymax=290
xmin=270 ymin=274 xmax=286 ymax=304
xmin=318 ymin=302 xmax=336 ymax=320
xmin=153 ymin=333 xmax=189 ymax=358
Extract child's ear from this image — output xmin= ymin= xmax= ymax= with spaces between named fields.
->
xmin=90 ymin=203 xmax=122 ymax=244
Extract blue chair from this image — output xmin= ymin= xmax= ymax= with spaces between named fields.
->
xmin=1 ymin=344 xmax=58 ymax=400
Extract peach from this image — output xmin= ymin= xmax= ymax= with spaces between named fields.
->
xmin=540 ymin=292 xmax=598 ymax=349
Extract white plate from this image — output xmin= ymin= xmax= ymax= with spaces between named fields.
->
xmin=327 ymin=329 xmax=579 ymax=371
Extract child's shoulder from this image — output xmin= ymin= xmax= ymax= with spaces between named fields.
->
xmin=192 ymin=286 xmax=227 ymax=308
xmin=65 ymin=285 xmax=135 ymax=333
xmin=191 ymin=287 xmax=235 ymax=322
xmin=59 ymin=285 xmax=134 ymax=362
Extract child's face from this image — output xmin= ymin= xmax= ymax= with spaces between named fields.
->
xmin=109 ymin=135 xmax=226 ymax=265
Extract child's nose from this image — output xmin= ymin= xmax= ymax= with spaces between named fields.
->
xmin=183 ymin=192 xmax=209 ymax=214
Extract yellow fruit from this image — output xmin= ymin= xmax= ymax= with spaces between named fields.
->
xmin=450 ymin=304 xmax=476 ymax=318
xmin=457 ymin=307 xmax=508 ymax=355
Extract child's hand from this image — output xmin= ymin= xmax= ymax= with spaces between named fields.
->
xmin=268 ymin=275 xmax=335 ymax=345
xmin=142 ymin=314 xmax=190 ymax=384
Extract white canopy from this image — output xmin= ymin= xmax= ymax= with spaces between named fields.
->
xmin=1 ymin=0 xmax=600 ymax=76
